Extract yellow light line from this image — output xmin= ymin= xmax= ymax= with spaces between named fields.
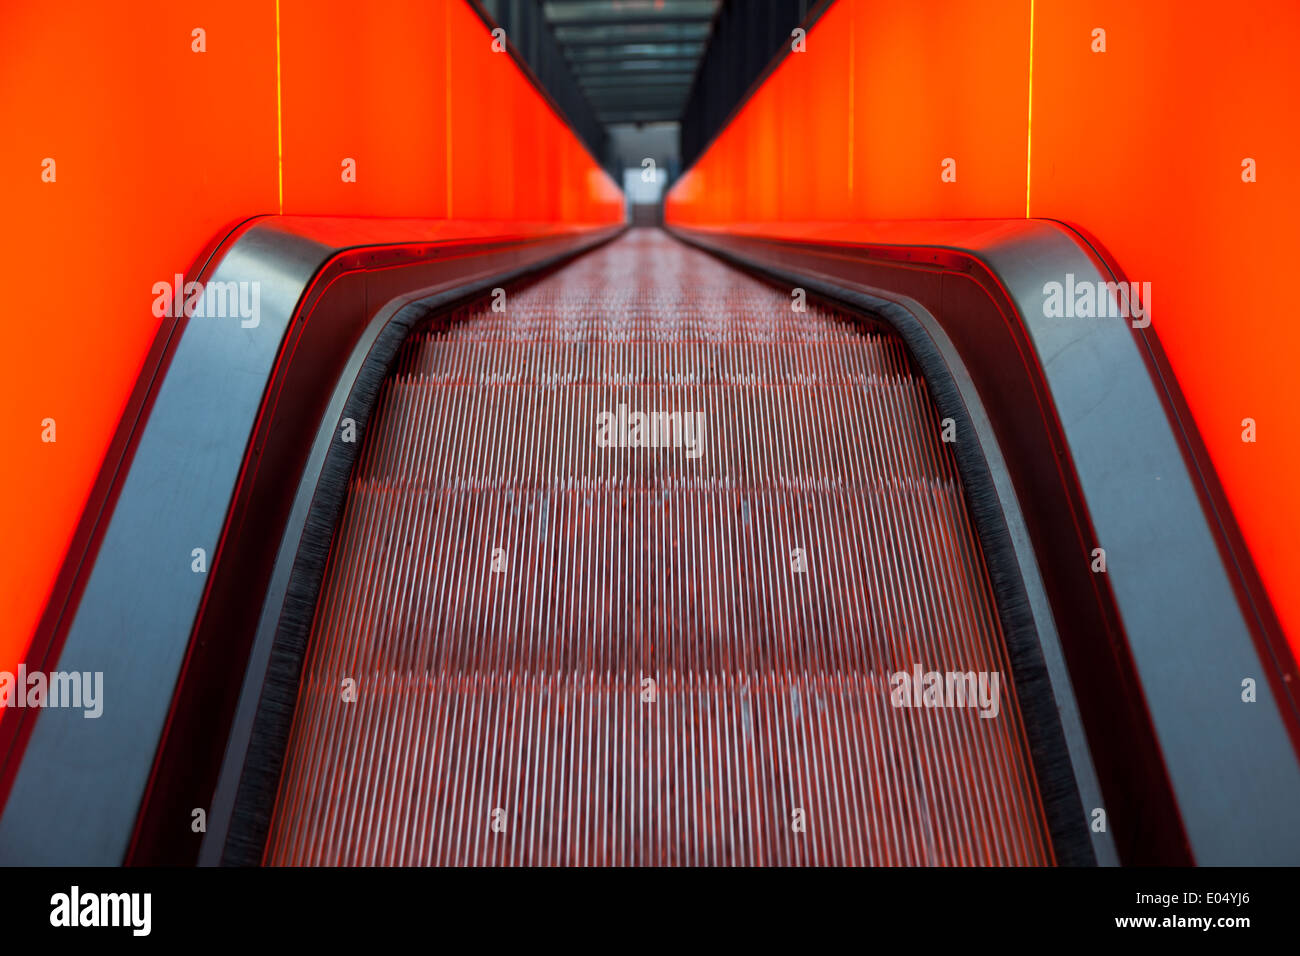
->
xmin=848 ymin=27 xmax=855 ymax=197
xmin=275 ymin=0 xmax=284 ymax=214
xmin=1025 ymin=0 xmax=1035 ymax=219
xmin=444 ymin=1 xmax=453 ymax=219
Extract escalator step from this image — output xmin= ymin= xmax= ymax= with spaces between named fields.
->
xmin=263 ymin=229 xmax=1053 ymax=866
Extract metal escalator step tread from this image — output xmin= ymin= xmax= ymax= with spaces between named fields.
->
xmin=263 ymin=230 xmax=1053 ymax=866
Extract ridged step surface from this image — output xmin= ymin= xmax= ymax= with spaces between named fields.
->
xmin=264 ymin=229 xmax=1052 ymax=866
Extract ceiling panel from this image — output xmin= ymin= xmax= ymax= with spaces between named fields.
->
xmin=543 ymin=0 xmax=720 ymax=125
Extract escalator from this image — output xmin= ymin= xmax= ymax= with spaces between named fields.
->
xmin=5 ymin=0 xmax=1299 ymax=876
xmin=6 ymin=218 xmax=1296 ymax=869
xmin=262 ymin=230 xmax=1051 ymax=865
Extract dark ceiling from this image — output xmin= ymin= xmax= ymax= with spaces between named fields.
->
xmin=542 ymin=0 xmax=721 ymax=125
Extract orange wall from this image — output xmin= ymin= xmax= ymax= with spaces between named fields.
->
xmin=0 ymin=0 xmax=622 ymax=678
xmin=666 ymin=0 xmax=1300 ymax=657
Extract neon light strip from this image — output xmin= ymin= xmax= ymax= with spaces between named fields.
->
xmin=1025 ymin=0 xmax=1035 ymax=218
xmin=275 ymin=0 xmax=284 ymax=214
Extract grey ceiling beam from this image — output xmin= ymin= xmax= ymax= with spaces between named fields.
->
xmin=544 ymin=0 xmax=718 ymax=18
xmin=577 ymin=69 xmax=698 ymax=83
xmin=551 ymin=16 xmax=713 ymax=29
xmin=585 ymin=94 xmax=690 ymax=107
xmin=579 ymin=76 xmax=695 ymax=89
xmin=554 ymin=25 xmax=712 ymax=44
xmin=572 ymin=59 xmax=699 ymax=75
xmin=596 ymin=113 xmax=683 ymax=123
xmin=566 ymin=44 xmax=705 ymax=62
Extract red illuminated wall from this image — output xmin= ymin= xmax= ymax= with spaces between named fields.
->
xmin=666 ymin=0 xmax=1300 ymax=656
xmin=0 ymin=0 xmax=622 ymax=677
